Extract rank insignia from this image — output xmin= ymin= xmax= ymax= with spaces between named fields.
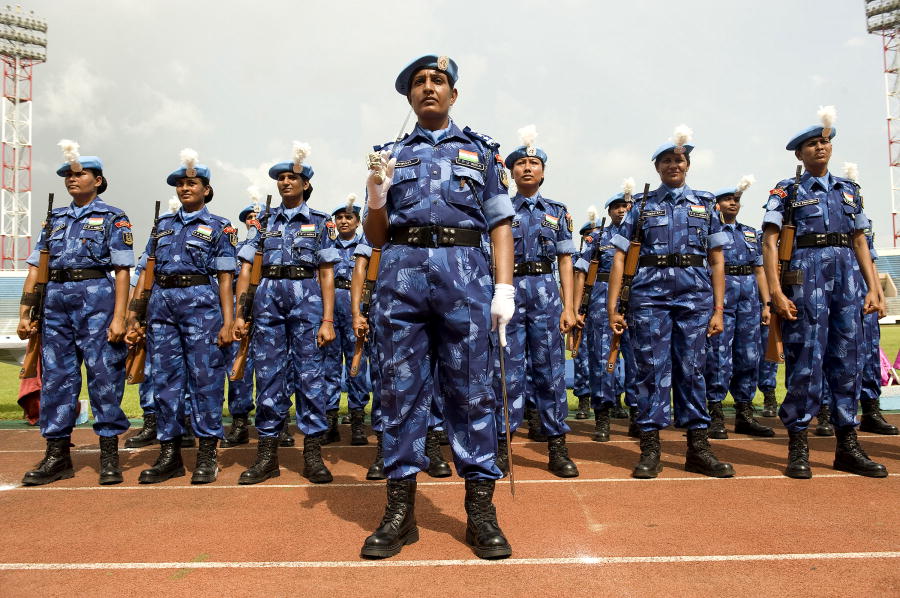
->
xmin=566 ymin=212 xmax=574 ymax=232
xmin=122 ymin=232 xmax=133 ymax=246
xmin=222 ymin=226 xmax=239 ymax=246
xmin=543 ymin=213 xmax=560 ymax=230
xmin=499 ymin=169 xmax=509 ymax=190
xmin=192 ymin=224 xmax=213 ymax=242
xmin=325 ymin=221 xmax=337 ymax=240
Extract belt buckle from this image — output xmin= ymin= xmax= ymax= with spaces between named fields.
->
xmin=815 ymin=233 xmax=826 ymax=246
xmin=654 ymin=255 xmax=667 ymax=267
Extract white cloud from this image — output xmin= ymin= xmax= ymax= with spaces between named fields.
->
xmin=845 ymin=36 xmax=866 ymax=47
xmin=38 ymin=58 xmax=113 ymax=141
xmin=123 ymin=89 xmax=210 ymax=136
xmin=810 ymin=74 xmax=827 ymax=87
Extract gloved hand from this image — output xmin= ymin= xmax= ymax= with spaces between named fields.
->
xmin=491 ymin=283 xmax=515 ymax=347
xmin=365 ymin=150 xmax=396 ymax=210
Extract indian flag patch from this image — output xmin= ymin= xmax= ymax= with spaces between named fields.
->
xmin=542 ymin=213 xmax=560 ymax=230
xmin=842 ymin=191 xmax=856 ymax=206
xmin=689 ymin=204 xmax=708 ymax=216
xmin=743 ymin=230 xmax=757 ymax=241
xmin=457 ymin=149 xmax=479 ymax=163
xmin=299 ymin=223 xmax=317 ymax=237
xmin=84 ymin=216 xmax=104 ymax=230
xmin=192 ymin=224 xmax=213 ymax=241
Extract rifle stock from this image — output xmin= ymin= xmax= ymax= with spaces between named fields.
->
xmin=350 ymin=247 xmax=381 ymax=377
xmin=20 ymin=193 xmax=54 ymax=379
xmin=571 ymin=217 xmax=606 ymax=359
xmin=125 ymin=200 xmax=161 ymax=384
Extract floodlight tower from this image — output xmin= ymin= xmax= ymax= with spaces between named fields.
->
xmin=0 ymin=4 xmax=45 ymax=270
xmin=865 ymin=1 xmax=900 ymax=245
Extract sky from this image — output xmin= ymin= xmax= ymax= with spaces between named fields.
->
xmin=14 ymin=0 xmax=899 ymax=251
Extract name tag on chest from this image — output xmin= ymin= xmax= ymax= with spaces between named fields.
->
xmin=791 ymin=198 xmax=819 ymax=208
xmin=643 ymin=210 xmax=666 ymax=217
xmin=298 ymin=224 xmax=318 ymax=238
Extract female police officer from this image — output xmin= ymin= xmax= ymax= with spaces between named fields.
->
xmin=360 ymin=55 xmax=515 ymax=560
xmin=607 ymin=126 xmax=734 ymax=480
xmin=20 ymin=141 xmax=133 ymax=486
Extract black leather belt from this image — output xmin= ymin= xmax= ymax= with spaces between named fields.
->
xmin=597 ymin=272 xmax=610 ymax=283
xmin=724 ymin=264 xmax=754 ymax=276
xmin=638 ymin=254 xmax=706 ymax=268
xmin=389 ymin=225 xmax=481 ymax=248
xmin=48 ymin=268 xmax=108 ymax=282
xmin=796 ymin=232 xmax=851 ymax=248
xmin=334 ymin=277 xmax=351 ymax=289
xmin=262 ymin=265 xmax=315 ymax=280
xmin=513 ymin=260 xmax=553 ymax=276
xmin=155 ymin=273 xmax=210 ymax=289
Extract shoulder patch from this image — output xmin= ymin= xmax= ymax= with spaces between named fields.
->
xmin=222 ymin=226 xmax=237 ymax=234
xmin=566 ymin=212 xmax=573 ymax=232
xmin=122 ymin=231 xmax=133 ymax=246
xmin=770 ymin=187 xmax=787 ymax=199
xmin=115 ymin=220 xmax=132 ymax=228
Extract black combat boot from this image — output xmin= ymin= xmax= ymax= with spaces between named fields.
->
xmin=280 ymin=422 xmax=295 ymax=447
xmin=436 ymin=428 xmax=449 ymax=445
xmin=785 ymin=429 xmax=812 ymax=479
xmin=22 ymin=437 xmax=74 ymax=486
xmin=139 ymin=438 xmax=185 ymax=483
xmin=547 ymin=434 xmax=578 ymax=478
xmin=366 ymin=431 xmax=386 ymax=480
xmin=495 ymin=436 xmax=509 ymax=476
xmin=814 ymin=404 xmax=834 ymax=437
xmin=833 ymin=427 xmax=888 ymax=478
xmin=526 ymin=407 xmax=548 ymax=442
xmin=860 ymin=399 xmax=899 ymax=435
xmin=303 ymin=434 xmax=333 ymax=483
xmin=191 ymin=437 xmax=219 ymax=484
xmin=360 ymin=478 xmax=418 ymax=558
xmin=574 ymin=396 xmax=590 ymax=420
xmin=98 ymin=435 xmax=123 ymax=485
xmin=181 ymin=416 xmax=196 ymax=448
xmin=592 ymin=405 xmax=610 ymax=442
xmin=464 ymin=479 xmax=512 ymax=559
xmin=221 ymin=414 xmax=250 ymax=448
xmin=734 ymin=402 xmax=774 ymax=437
xmin=350 ymin=409 xmax=368 ymax=446
xmin=707 ymin=401 xmax=728 ymax=439
xmin=761 ymin=387 xmax=778 ymax=418
xmin=125 ymin=413 xmax=157 ymax=448
xmin=632 ymin=430 xmax=662 ymax=479
xmin=610 ymin=396 xmax=629 ymax=419
xmin=685 ymin=428 xmax=734 ymax=478
xmin=239 ymin=436 xmax=280 ymax=484
xmin=628 ymin=406 xmax=640 ymax=438
xmin=323 ymin=410 xmax=340 ymax=445
xmin=425 ymin=427 xmax=452 ymax=478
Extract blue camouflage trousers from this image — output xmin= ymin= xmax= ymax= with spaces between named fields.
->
xmin=586 ymin=281 xmax=634 ymax=410
xmin=252 ymin=277 xmax=328 ymax=438
xmin=627 ymin=271 xmax=713 ymax=431
xmin=573 ymin=333 xmax=590 ymax=398
xmin=39 ymin=278 xmax=129 ymax=439
xmin=495 ymin=273 xmax=570 ymax=437
xmin=779 ymin=247 xmax=864 ymax=431
xmin=860 ymin=309 xmax=881 ymax=402
xmin=366 ymin=330 xmax=384 ymax=433
xmin=148 ymin=286 xmax=226 ymax=440
xmin=705 ymin=274 xmax=761 ymax=404
xmin=373 ymin=244 xmax=500 ymax=480
xmin=324 ymin=287 xmax=371 ymax=412
xmin=139 ymin=359 xmax=154 ymax=414
xmin=757 ymin=320 xmax=779 ymax=390
xmin=225 ymin=340 xmax=255 ymax=416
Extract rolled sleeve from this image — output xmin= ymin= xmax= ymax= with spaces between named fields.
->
xmin=484 ymin=193 xmax=514 ymax=229
xmin=215 ymin=256 xmax=236 ymax=272
xmin=25 ymin=249 xmax=40 ymax=267
xmin=556 ymin=238 xmax=576 ymax=255
xmin=853 ymin=212 xmax=870 ymax=232
xmin=108 ymin=213 xmax=135 ymax=267
xmin=212 ymin=220 xmax=236 ymax=272
xmin=707 ymin=231 xmax=729 ymax=249
xmin=754 ymin=254 xmax=764 ymax=267
xmin=611 ymin=234 xmax=630 ymax=253
xmin=574 ymin=257 xmax=589 ymax=273
xmin=762 ymin=211 xmax=783 ymax=229
xmin=354 ymin=244 xmax=372 ymax=258
xmin=110 ymin=250 xmax=134 ymax=267
xmin=317 ymin=247 xmax=341 ymax=264
xmin=238 ymin=242 xmax=257 ymax=263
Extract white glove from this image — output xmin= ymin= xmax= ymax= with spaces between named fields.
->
xmin=491 ymin=283 xmax=515 ymax=347
xmin=365 ymin=150 xmax=396 ymax=210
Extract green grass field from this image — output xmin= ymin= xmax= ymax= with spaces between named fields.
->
xmin=3 ymin=325 xmax=900 ymax=421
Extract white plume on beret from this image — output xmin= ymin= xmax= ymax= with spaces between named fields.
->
xmin=818 ymin=105 xmax=837 ymax=129
xmin=346 ymin=193 xmax=357 ymax=211
xmin=179 ymin=148 xmax=199 ymax=169
xmin=58 ymin=139 xmax=82 ymax=171
xmin=736 ymin=174 xmax=756 ymax=193
xmin=247 ymin=185 xmax=261 ymax=203
xmin=586 ymin=205 xmax=598 ymax=225
xmin=168 ymin=196 xmax=180 ymax=213
xmin=842 ymin=162 xmax=859 ymax=182
xmin=622 ymin=177 xmax=636 ymax=196
xmin=518 ymin=124 xmax=538 ymax=150
xmin=292 ymin=141 xmax=312 ymax=165
xmin=672 ymin=124 xmax=693 ymax=148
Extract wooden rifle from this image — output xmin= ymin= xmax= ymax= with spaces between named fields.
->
xmin=570 ymin=217 xmax=606 ymax=359
xmin=230 ymin=195 xmax=272 ymax=380
xmin=20 ymin=193 xmax=54 ymax=379
xmin=765 ymin=165 xmax=803 ymax=363
xmin=350 ymin=247 xmax=381 ymax=376
xmin=125 ymin=200 xmax=161 ymax=384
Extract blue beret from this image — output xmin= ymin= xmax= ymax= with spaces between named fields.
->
xmin=579 ymin=221 xmax=597 ymax=235
xmin=651 ymin=143 xmax=694 ymax=162
xmin=238 ymin=203 xmax=262 ymax=223
xmin=166 ymin=164 xmax=211 ymax=186
xmin=332 ymin=205 xmax=361 ymax=217
xmin=395 ymin=54 xmax=458 ymax=95
xmin=268 ymin=161 xmax=314 ymax=180
xmin=604 ymin=192 xmax=630 ymax=209
xmin=504 ymin=146 xmax=548 ymax=170
xmin=786 ymin=125 xmax=836 ymax=151
xmin=56 ymin=156 xmax=103 ymax=176
xmin=714 ymin=187 xmax=739 ymax=200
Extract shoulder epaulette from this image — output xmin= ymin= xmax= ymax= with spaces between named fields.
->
xmin=462 ymin=126 xmax=500 ymax=150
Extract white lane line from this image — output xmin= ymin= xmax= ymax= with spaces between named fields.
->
xmin=0 ymin=552 xmax=898 ymax=571
xmin=2 ymin=473 xmax=897 ymax=491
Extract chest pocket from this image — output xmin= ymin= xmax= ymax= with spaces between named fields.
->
xmin=390 ymin=165 xmax=421 ymax=209
xmin=46 ymin=223 xmax=68 ymax=256
xmin=686 ymin=213 xmax=708 ymax=250
xmin=185 ymin=236 xmax=212 ymax=270
xmin=292 ymin=234 xmax=319 ymax=266
xmin=791 ymin=198 xmax=824 ymax=234
xmin=153 ymin=231 xmax=177 ymax=264
xmin=78 ymin=227 xmax=108 ymax=261
xmin=262 ymin=233 xmax=285 ymax=264
xmin=840 ymin=199 xmax=859 ymax=231
xmin=448 ymin=162 xmax=486 ymax=210
xmin=642 ymin=214 xmax=669 ymax=247
xmin=537 ymin=219 xmax=558 ymax=258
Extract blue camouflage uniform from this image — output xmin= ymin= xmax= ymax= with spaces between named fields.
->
xmin=763 ymin=171 xmax=868 ymax=431
xmin=238 ymin=203 xmax=340 ymax=438
xmin=371 ymin=120 xmax=514 ymax=480
xmin=28 ymin=197 xmax=134 ymax=439
xmin=143 ymin=207 xmax=235 ymax=440
xmin=131 ymin=259 xmax=156 ymax=416
xmin=611 ymin=185 xmax=728 ymax=430
xmin=226 ymin=236 xmax=255 ymax=417
xmin=496 ymin=192 xmax=575 ymax=436
xmin=353 ymin=239 xmax=384 ymax=432
xmin=324 ymin=232 xmax=372 ymax=412
xmin=572 ymin=225 xmax=596 ymax=399
xmin=757 ymin=226 xmax=779 ymax=393
xmin=704 ymin=221 xmax=764 ymax=405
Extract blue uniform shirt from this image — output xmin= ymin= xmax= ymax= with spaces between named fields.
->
xmin=762 ymin=171 xmax=869 ymax=234
xmin=377 ymin=120 xmax=514 ymax=233
xmin=511 ymin=193 xmax=576 ymax=262
xmin=237 ymin=202 xmax=339 ymax=266
xmin=28 ymin=198 xmax=135 ymax=269
xmin=140 ymin=206 xmax=235 ymax=275
xmin=333 ymin=233 xmax=361 ymax=280
xmin=574 ymin=222 xmax=623 ymax=274
xmin=353 ymin=235 xmax=373 ymax=259
xmin=720 ymin=222 xmax=763 ymax=267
